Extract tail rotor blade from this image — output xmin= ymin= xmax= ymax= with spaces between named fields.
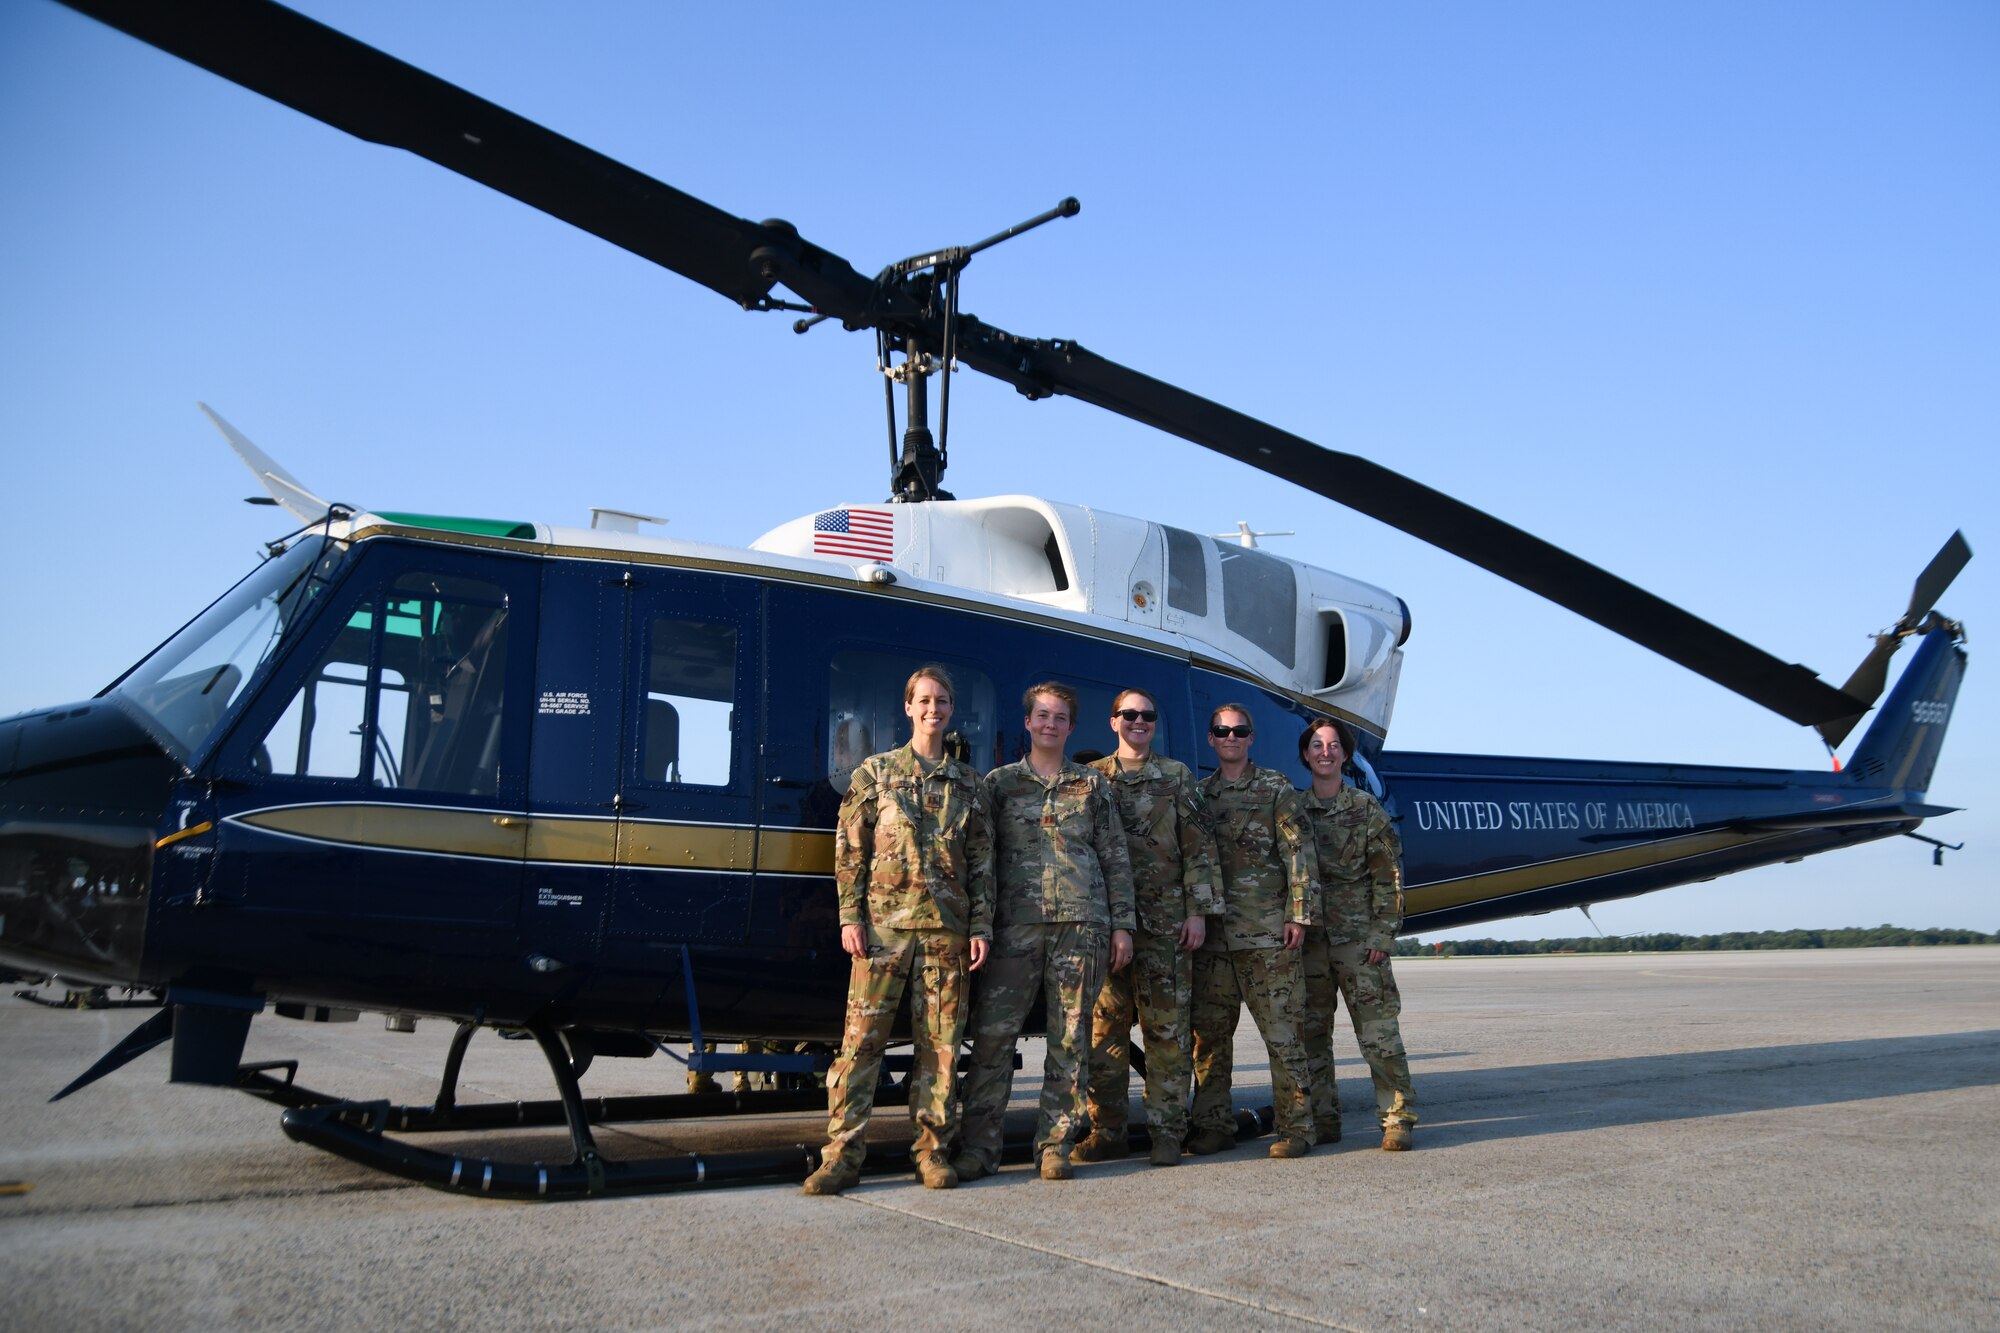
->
xmin=1904 ymin=531 xmax=1971 ymax=626
xmin=1819 ymin=638 xmax=1899 ymax=748
xmin=1816 ymin=531 xmax=1972 ymax=750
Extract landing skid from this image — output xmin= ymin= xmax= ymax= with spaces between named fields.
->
xmin=15 ymin=984 xmax=163 ymax=1010
xmin=235 ymin=1020 xmax=915 ymax=1199
xmin=232 ymin=1021 xmax=1268 ymax=1200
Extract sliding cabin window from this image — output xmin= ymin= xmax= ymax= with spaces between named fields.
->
xmin=639 ymin=617 xmax=738 ymax=788
xmin=825 ymin=650 xmax=999 ymax=774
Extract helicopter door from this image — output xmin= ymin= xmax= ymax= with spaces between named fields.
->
xmin=523 ymin=563 xmax=760 ymax=1026
xmin=606 ymin=570 xmax=762 ymax=967
xmin=207 ymin=544 xmax=537 ymax=1003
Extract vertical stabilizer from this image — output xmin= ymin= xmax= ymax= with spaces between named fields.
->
xmin=1844 ymin=620 xmax=1967 ymax=794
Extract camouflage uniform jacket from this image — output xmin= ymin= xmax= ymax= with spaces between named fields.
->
xmin=1198 ymin=763 xmax=1317 ymax=951
xmin=1302 ymin=782 xmax=1403 ymax=956
xmin=1088 ymin=753 xmax=1221 ymax=936
xmin=985 ymin=759 xmax=1137 ymax=933
xmin=835 ymin=743 xmax=995 ymax=939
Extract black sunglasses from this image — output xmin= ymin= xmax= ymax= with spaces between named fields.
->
xmin=1113 ymin=709 xmax=1158 ymax=723
xmin=1209 ymin=724 xmax=1253 ymax=738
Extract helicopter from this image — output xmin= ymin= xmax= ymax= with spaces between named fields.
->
xmin=0 ymin=0 xmax=1973 ymax=1198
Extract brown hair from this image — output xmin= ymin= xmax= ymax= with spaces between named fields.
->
xmin=1023 ymin=680 xmax=1079 ymax=721
xmin=1298 ymin=715 xmax=1355 ymax=762
xmin=1111 ymin=687 xmax=1157 ymax=715
xmin=904 ymin=664 xmax=956 ymax=704
xmin=1209 ymin=702 xmax=1254 ymax=731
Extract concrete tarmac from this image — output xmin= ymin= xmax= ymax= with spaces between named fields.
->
xmin=2 ymin=948 xmax=1995 ymax=1331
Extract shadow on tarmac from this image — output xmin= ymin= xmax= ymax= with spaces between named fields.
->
xmin=1409 ymin=1029 xmax=2000 ymax=1145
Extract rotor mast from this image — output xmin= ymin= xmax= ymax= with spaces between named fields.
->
xmin=869 ymin=198 xmax=1081 ymax=503
xmin=887 ymin=329 xmax=948 ymax=503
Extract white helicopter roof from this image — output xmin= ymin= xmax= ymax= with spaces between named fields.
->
xmin=749 ymin=495 xmax=1407 ymax=735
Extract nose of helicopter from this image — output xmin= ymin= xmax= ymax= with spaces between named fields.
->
xmin=0 ymin=700 xmax=177 ymax=987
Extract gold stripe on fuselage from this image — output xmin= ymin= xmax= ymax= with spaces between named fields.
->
xmin=232 ymin=801 xmax=1767 ymax=912
xmin=618 ymin=822 xmax=756 ymax=871
xmin=230 ymin=804 xmax=833 ymax=874
xmin=235 ymin=804 xmax=527 ymax=859
xmin=1403 ymin=827 xmax=1777 ymax=915
xmin=757 ymin=827 xmax=837 ymax=875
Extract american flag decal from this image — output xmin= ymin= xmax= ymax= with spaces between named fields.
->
xmin=811 ymin=507 xmax=896 ymax=561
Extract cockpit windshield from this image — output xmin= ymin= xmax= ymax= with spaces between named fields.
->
xmin=111 ymin=536 xmax=346 ymax=760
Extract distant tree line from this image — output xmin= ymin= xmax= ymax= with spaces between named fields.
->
xmin=1396 ymin=925 xmax=1996 ymax=957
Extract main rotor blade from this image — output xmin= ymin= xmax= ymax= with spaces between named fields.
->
xmin=62 ymin=0 xmax=1881 ymax=729
xmin=958 ymin=333 xmax=1871 ymax=728
xmin=59 ymin=0 xmax=781 ymax=308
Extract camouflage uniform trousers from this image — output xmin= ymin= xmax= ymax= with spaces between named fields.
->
xmin=958 ymin=921 xmax=1107 ymax=1170
xmin=1301 ymin=927 xmax=1416 ymax=1132
xmin=1084 ymin=925 xmax=1193 ymax=1142
xmin=821 ymin=923 xmax=969 ymax=1169
xmin=1190 ymin=945 xmax=1316 ymax=1143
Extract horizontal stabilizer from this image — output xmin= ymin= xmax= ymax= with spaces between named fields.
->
xmin=199 ymin=402 xmax=331 ymax=523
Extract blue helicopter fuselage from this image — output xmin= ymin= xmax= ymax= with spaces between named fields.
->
xmin=0 ymin=520 xmax=1965 ymax=1044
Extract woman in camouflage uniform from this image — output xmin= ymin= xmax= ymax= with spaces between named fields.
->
xmin=1188 ymin=704 xmax=1320 ymax=1159
xmin=802 ymin=666 xmax=995 ymax=1195
xmin=1074 ymin=688 xmax=1220 ymax=1167
xmin=1298 ymin=717 xmax=1416 ymax=1151
xmin=955 ymin=682 xmax=1135 ymax=1182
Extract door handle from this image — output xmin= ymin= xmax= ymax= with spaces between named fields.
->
xmin=492 ymin=815 xmax=531 ymax=828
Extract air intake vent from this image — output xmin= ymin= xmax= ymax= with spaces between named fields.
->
xmin=1322 ymin=615 xmax=1348 ymax=691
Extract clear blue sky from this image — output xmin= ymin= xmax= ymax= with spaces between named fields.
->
xmin=2 ymin=1 xmax=1992 ymax=939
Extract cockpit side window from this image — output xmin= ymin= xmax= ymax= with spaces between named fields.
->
xmin=254 ymin=571 xmax=512 ymax=796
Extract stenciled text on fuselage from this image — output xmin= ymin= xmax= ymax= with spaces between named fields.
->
xmin=1407 ymin=798 xmax=1697 ymax=834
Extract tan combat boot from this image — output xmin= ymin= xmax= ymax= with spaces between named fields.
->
xmin=1073 ymin=1129 xmax=1128 ymax=1163
xmin=1148 ymin=1134 xmax=1181 ymax=1167
xmin=1381 ymin=1124 xmax=1413 ymax=1152
xmin=1038 ymin=1149 xmax=1074 ymax=1181
xmin=915 ymin=1154 xmax=958 ymax=1189
xmin=1184 ymin=1125 xmax=1235 ymax=1155
xmin=1268 ymin=1135 xmax=1312 ymax=1159
xmin=801 ymin=1158 xmax=861 ymax=1196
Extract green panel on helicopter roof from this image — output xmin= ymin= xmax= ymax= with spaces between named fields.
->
xmin=375 ymin=511 xmax=538 ymax=540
